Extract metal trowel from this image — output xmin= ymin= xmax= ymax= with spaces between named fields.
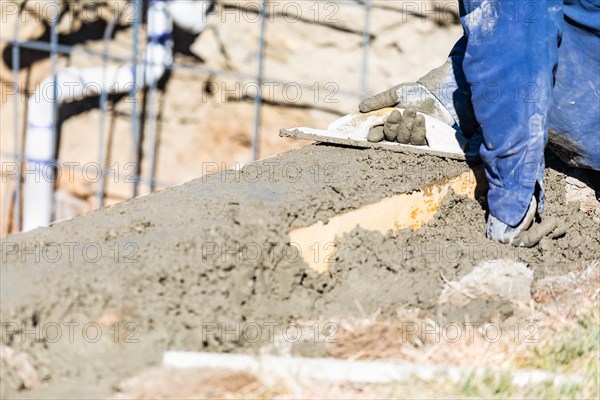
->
xmin=280 ymin=107 xmax=481 ymax=161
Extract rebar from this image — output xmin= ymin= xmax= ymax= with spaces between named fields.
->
xmin=251 ymin=0 xmax=268 ymax=162
xmin=10 ymin=3 xmax=22 ymax=232
xmin=97 ymin=9 xmax=121 ymax=209
xmin=49 ymin=0 xmax=60 ymax=221
xmin=130 ymin=0 xmax=143 ymax=198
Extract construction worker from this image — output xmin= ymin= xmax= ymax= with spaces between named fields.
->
xmin=360 ymin=0 xmax=599 ymax=246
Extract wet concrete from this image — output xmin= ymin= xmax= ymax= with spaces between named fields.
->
xmin=1 ymin=144 xmax=598 ymax=398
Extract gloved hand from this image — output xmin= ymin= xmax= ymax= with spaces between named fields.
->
xmin=359 ymin=52 xmax=479 ymax=140
xmin=361 ymin=81 xmax=454 ymax=145
xmin=366 ymin=108 xmax=428 ymax=145
xmin=486 ymin=196 xmax=560 ymax=248
xmin=359 ymin=82 xmax=455 ymax=124
xmin=359 ymin=56 xmax=478 ymax=145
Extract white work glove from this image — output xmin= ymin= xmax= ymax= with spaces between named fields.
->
xmin=360 ymin=83 xmax=455 ymax=145
xmin=364 ymin=107 xmax=427 ymax=145
xmin=486 ymin=197 xmax=561 ymax=248
xmin=359 ymin=82 xmax=455 ymax=124
xmin=360 ymin=58 xmax=480 ymax=145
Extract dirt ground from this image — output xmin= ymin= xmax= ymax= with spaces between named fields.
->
xmin=1 ymin=143 xmax=599 ymax=398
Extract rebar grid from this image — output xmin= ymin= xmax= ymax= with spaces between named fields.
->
xmin=2 ymin=0 xmax=373 ymax=233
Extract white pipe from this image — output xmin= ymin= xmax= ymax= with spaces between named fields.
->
xmin=162 ymin=351 xmax=584 ymax=387
xmin=23 ymin=0 xmax=178 ymax=231
xmin=168 ymin=0 xmax=212 ymax=34
xmin=22 ymin=0 xmax=213 ymax=231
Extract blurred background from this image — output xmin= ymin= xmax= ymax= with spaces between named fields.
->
xmin=0 ymin=0 xmax=462 ymax=236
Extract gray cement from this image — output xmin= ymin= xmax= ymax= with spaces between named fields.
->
xmin=1 ymin=144 xmax=598 ymax=398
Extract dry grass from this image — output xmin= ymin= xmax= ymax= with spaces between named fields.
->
xmin=114 ymin=368 xmax=262 ymax=399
